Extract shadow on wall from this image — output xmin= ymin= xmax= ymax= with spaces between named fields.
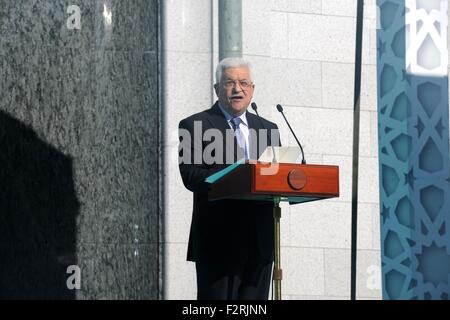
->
xmin=0 ymin=111 xmax=80 ymax=299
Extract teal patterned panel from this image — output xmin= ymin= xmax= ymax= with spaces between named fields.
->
xmin=377 ymin=0 xmax=450 ymax=300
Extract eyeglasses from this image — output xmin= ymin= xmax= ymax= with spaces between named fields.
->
xmin=222 ymin=80 xmax=253 ymax=89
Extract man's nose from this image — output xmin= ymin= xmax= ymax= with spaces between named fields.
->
xmin=232 ymin=85 xmax=242 ymax=94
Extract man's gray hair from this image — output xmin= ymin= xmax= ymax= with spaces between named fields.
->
xmin=215 ymin=57 xmax=253 ymax=84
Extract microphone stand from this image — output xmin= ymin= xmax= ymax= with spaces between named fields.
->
xmin=276 ymin=104 xmax=306 ymax=164
xmin=251 ymin=103 xmax=277 ymax=163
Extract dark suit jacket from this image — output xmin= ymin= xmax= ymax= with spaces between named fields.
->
xmin=178 ymin=102 xmax=280 ymax=265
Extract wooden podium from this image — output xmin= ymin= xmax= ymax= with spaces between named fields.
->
xmin=207 ymin=161 xmax=339 ymax=300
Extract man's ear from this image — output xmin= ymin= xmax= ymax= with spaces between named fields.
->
xmin=214 ymin=84 xmax=219 ymax=95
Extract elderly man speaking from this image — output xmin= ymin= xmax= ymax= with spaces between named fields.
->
xmin=178 ymin=57 xmax=280 ymax=300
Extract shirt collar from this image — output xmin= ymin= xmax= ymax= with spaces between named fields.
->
xmin=218 ymin=102 xmax=248 ymax=127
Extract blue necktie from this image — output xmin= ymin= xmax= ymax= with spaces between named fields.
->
xmin=230 ymin=117 xmax=248 ymax=160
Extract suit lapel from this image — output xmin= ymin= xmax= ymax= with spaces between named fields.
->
xmin=206 ymin=102 xmax=230 ymax=134
xmin=246 ymin=111 xmax=264 ymax=160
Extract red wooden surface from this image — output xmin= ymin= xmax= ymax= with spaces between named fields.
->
xmin=208 ymin=162 xmax=339 ymax=201
xmin=253 ymin=163 xmax=339 ymax=197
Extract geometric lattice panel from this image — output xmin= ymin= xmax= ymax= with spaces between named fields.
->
xmin=377 ymin=0 xmax=450 ymax=300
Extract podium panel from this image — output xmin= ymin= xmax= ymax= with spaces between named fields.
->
xmin=208 ymin=162 xmax=339 ymax=203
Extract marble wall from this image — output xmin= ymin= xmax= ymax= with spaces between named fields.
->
xmin=161 ymin=0 xmax=214 ymax=299
xmin=0 ymin=0 xmax=160 ymax=299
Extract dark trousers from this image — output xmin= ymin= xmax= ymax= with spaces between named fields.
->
xmin=195 ymin=254 xmax=273 ymax=300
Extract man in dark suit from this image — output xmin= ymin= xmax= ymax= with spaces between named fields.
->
xmin=178 ymin=57 xmax=280 ymax=300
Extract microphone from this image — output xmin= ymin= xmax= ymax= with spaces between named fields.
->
xmin=251 ymin=102 xmax=260 ymax=117
xmin=251 ymin=102 xmax=276 ymax=163
xmin=276 ymin=104 xmax=306 ymax=164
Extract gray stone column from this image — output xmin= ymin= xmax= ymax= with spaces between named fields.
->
xmin=219 ymin=0 xmax=242 ymax=60
xmin=0 ymin=0 xmax=160 ymax=299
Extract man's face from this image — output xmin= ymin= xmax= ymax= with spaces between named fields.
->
xmin=215 ymin=67 xmax=254 ymax=116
